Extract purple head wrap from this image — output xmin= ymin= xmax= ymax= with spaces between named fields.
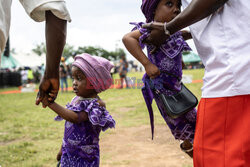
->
xmin=141 ymin=0 xmax=161 ymax=23
xmin=72 ymin=53 xmax=114 ymax=93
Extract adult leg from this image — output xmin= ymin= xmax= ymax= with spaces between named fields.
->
xmin=64 ymin=77 xmax=68 ymax=92
xmin=119 ymin=76 xmax=124 ymax=89
xmin=60 ymin=78 xmax=64 ymax=92
xmin=193 ymin=95 xmax=250 ymax=167
xmin=124 ymin=76 xmax=129 ymax=88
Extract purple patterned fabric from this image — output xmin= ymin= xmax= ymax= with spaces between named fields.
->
xmin=132 ymin=22 xmax=196 ymax=143
xmin=141 ymin=0 xmax=161 ymax=23
xmin=57 ymin=97 xmax=115 ymax=167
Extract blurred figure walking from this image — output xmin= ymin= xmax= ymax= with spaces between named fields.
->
xmin=118 ymin=55 xmax=129 ymax=89
xmin=59 ymin=65 xmax=68 ymax=92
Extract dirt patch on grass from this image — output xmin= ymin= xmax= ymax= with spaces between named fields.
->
xmin=100 ymin=124 xmax=193 ymax=167
xmin=0 ymin=137 xmax=29 ymax=146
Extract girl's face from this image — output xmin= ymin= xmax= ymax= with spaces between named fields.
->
xmin=154 ymin=0 xmax=181 ymax=23
xmin=72 ymin=66 xmax=97 ymax=98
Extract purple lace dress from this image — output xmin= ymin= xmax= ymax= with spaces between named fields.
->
xmin=132 ymin=22 xmax=196 ymax=142
xmin=55 ymin=97 xmax=115 ymax=167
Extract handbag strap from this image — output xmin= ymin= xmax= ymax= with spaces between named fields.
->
xmin=160 ymin=71 xmax=182 ymax=82
xmin=149 ymin=71 xmax=181 ymax=92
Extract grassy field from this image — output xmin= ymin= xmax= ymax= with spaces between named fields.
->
xmin=0 ymin=69 xmax=204 ymax=167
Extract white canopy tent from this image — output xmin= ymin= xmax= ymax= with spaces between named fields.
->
xmin=12 ymin=52 xmax=46 ymax=67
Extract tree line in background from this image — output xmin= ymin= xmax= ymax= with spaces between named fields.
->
xmin=32 ymin=43 xmax=126 ymax=61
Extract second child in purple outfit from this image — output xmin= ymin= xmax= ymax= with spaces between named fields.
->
xmin=42 ymin=53 xmax=115 ymax=167
xmin=122 ymin=0 xmax=196 ymax=157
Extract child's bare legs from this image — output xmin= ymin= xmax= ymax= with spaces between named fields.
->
xmin=119 ymin=76 xmax=130 ymax=88
xmin=118 ymin=77 xmax=124 ymax=88
xmin=180 ymin=139 xmax=193 ymax=158
xmin=124 ymin=77 xmax=130 ymax=88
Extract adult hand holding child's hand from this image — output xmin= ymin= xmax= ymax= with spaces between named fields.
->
xmin=36 ymin=76 xmax=59 ymax=107
xmin=40 ymin=93 xmax=52 ymax=108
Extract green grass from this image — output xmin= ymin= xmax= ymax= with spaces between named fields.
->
xmin=0 ymin=87 xmax=20 ymax=93
xmin=183 ymin=69 xmax=204 ymax=100
xmin=0 ymin=69 xmax=204 ymax=166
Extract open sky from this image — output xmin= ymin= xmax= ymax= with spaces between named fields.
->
xmin=10 ymin=0 xmax=196 ymax=61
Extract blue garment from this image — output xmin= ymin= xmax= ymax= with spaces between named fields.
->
xmin=60 ymin=77 xmax=68 ymax=91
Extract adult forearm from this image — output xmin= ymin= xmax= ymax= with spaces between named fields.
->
xmin=45 ymin=11 xmax=67 ymax=78
xmin=167 ymin=0 xmax=229 ymax=34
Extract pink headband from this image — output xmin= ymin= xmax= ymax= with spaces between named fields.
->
xmin=72 ymin=53 xmax=114 ymax=93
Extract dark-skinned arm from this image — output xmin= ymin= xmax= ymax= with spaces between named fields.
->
xmin=122 ymin=30 xmax=160 ymax=78
xmin=36 ymin=10 xmax=67 ymax=105
xmin=181 ymin=30 xmax=192 ymax=40
xmin=41 ymin=94 xmax=105 ymax=123
xmin=143 ymin=0 xmax=228 ymax=46
xmin=166 ymin=0 xmax=229 ymax=34
xmin=48 ymin=102 xmax=88 ymax=124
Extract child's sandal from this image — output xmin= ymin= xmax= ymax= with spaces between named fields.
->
xmin=180 ymin=141 xmax=193 ymax=158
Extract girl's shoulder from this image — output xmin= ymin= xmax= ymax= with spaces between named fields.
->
xmin=130 ymin=22 xmax=150 ymax=37
xmin=130 ymin=22 xmax=150 ymax=49
xmin=66 ymin=96 xmax=100 ymax=112
xmin=67 ymin=96 xmax=116 ymax=131
xmin=130 ymin=22 xmax=145 ymax=31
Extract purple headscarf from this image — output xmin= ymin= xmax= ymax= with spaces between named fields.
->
xmin=141 ymin=0 xmax=161 ymax=23
xmin=72 ymin=53 xmax=114 ymax=93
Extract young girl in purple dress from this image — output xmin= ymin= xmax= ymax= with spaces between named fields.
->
xmin=42 ymin=53 xmax=115 ymax=167
xmin=122 ymin=0 xmax=196 ymax=157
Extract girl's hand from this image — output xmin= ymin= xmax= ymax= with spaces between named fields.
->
xmin=41 ymin=94 xmax=52 ymax=108
xmin=144 ymin=63 xmax=160 ymax=79
xmin=36 ymin=77 xmax=59 ymax=106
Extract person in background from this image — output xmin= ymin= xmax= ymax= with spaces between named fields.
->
xmin=59 ymin=64 xmax=68 ymax=92
xmin=27 ymin=67 xmax=34 ymax=83
xmin=0 ymin=0 xmax=71 ymax=105
xmin=20 ymin=67 xmax=28 ymax=85
xmin=142 ymin=0 xmax=250 ymax=166
xmin=118 ymin=55 xmax=129 ymax=89
xmin=66 ymin=64 xmax=72 ymax=80
xmin=39 ymin=63 xmax=45 ymax=80
xmin=110 ymin=61 xmax=115 ymax=84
